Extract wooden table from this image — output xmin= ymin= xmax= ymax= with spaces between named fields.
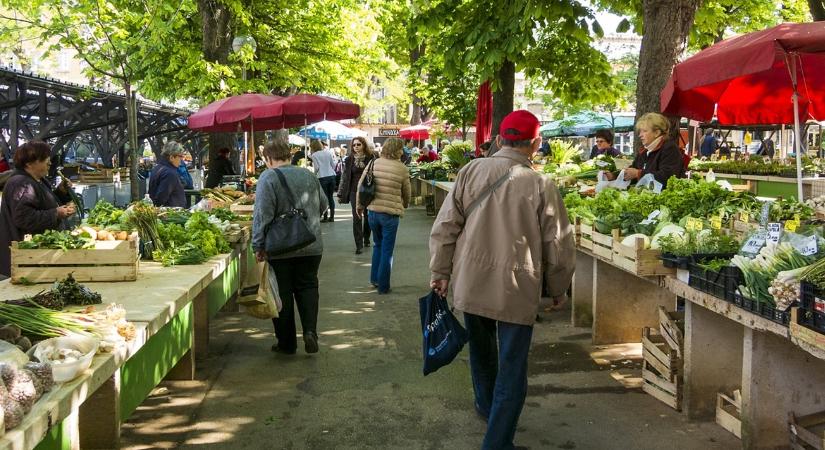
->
xmin=0 ymin=235 xmax=248 ymax=450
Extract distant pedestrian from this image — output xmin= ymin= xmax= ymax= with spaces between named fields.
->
xmin=700 ymin=129 xmax=717 ymax=157
xmin=310 ymin=140 xmax=338 ymax=222
xmin=253 ymin=139 xmax=328 ymax=355
xmin=338 ymin=137 xmax=374 ymax=254
xmin=429 ymin=110 xmax=576 ymax=450
xmin=417 ymin=145 xmax=439 ymax=163
xmin=357 ymin=138 xmax=411 ymax=293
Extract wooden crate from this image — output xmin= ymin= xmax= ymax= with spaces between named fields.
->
xmin=579 ymin=222 xmax=595 ymax=251
xmin=11 ymin=239 xmax=139 ymax=284
xmin=717 ymin=391 xmax=742 ymax=439
xmin=658 ymin=306 xmax=685 ymax=357
xmin=790 ymin=411 xmax=825 ymax=450
xmin=611 ymin=231 xmax=675 ymax=277
xmin=78 ymin=169 xmax=130 ymax=184
xmin=229 ymin=203 xmax=255 ymax=214
xmin=591 ymin=229 xmax=614 ymax=261
xmin=642 ymin=327 xmax=682 ymax=411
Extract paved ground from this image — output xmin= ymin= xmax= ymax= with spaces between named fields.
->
xmin=121 ymin=205 xmax=741 ymax=450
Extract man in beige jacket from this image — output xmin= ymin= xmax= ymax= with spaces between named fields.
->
xmin=429 ymin=110 xmax=575 ymax=450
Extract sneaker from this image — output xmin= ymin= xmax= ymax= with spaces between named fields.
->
xmin=271 ymin=344 xmax=296 ymax=355
xmin=355 ymin=248 xmax=363 ymax=255
xmin=304 ymin=331 xmax=319 ymax=354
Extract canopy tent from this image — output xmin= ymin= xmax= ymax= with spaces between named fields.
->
xmin=661 ymin=22 xmax=825 ymax=200
xmin=251 ymin=94 xmax=360 ymax=126
xmin=288 ymin=134 xmax=306 ymax=146
xmin=298 ymin=120 xmax=366 ymax=141
xmin=540 ymin=113 xmax=635 ymax=138
xmin=399 ymin=124 xmax=431 ymax=140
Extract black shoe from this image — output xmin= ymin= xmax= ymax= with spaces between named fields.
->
xmin=378 ymin=289 xmax=392 ymax=295
xmin=304 ymin=331 xmax=319 ymax=354
xmin=355 ymin=248 xmax=363 ymax=254
xmin=271 ymin=344 xmax=296 ymax=355
xmin=363 ymin=241 xmax=370 ymax=248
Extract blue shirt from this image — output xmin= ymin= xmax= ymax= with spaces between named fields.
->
xmin=700 ymin=135 xmax=717 ymax=157
xmin=177 ymin=161 xmax=194 ymax=189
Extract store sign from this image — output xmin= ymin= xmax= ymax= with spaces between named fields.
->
xmin=379 ymin=128 xmax=400 ymax=137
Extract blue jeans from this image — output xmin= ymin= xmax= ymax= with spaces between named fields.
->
xmin=464 ymin=312 xmax=533 ymax=450
xmin=367 ymin=211 xmax=399 ymax=293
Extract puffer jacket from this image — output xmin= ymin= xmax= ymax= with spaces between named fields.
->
xmin=356 ymin=157 xmax=410 ymax=217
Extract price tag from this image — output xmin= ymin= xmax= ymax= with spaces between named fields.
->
xmin=740 ymin=211 xmax=750 ymax=223
xmin=711 ymin=216 xmax=723 ymax=230
xmin=721 ymin=156 xmax=728 ymax=161
xmin=784 ymin=220 xmax=799 ymax=232
xmin=760 ymin=202 xmax=772 ymax=226
xmin=767 ymin=222 xmax=782 ymax=243
xmin=742 ymin=231 xmax=767 ymax=254
xmin=798 ymin=235 xmax=818 ymax=256
xmin=686 ymin=218 xmax=703 ymax=232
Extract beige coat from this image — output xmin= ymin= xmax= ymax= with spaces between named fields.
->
xmin=356 ymin=157 xmax=411 ymax=217
xmin=429 ymin=149 xmax=576 ymax=325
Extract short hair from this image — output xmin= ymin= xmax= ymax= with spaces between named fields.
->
xmin=218 ymin=147 xmax=231 ymax=155
xmin=594 ymin=129 xmax=614 ymax=144
xmin=636 ymin=112 xmax=670 ymax=137
xmin=499 ymin=137 xmax=534 ymax=148
xmin=162 ymin=141 xmax=185 ymax=159
xmin=479 ymin=141 xmax=492 ymax=151
xmin=14 ymin=140 xmax=51 ymax=168
xmin=705 ymin=128 xmax=714 ymax=136
xmin=263 ymin=140 xmax=291 ymax=161
xmin=381 ymin=138 xmax=404 ymax=160
xmin=310 ymin=140 xmax=323 ymax=153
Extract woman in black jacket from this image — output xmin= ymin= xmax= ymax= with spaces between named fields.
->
xmin=205 ymin=147 xmax=235 ymax=188
xmin=0 ymin=141 xmax=76 ymax=277
xmin=605 ymin=113 xmax=684 ymax=187
xmin=337 ymin=136 xmax=375 ymax=254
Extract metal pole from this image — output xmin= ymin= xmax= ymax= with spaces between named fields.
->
xmin=789 ymin=54 xmax=804 ymax=201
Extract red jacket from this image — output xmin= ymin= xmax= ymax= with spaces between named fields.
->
xmin=417 ymin=150 xmax=439 ymax=163
xmin=0 ymin=159 xmax=9 ymax=173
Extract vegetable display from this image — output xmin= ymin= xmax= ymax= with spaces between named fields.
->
xmin=17 ymin=230 xmax=93 ymax=251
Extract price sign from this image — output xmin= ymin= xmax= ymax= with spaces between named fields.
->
xmin=767 ymin=222 xmax=782 ymax=243
xmin=721 ymin=156 xmax=728 ymax=161
xmin=742 ymin=231 xmax=767 ymax=254
xmin=760 ymin=202 xmax=772 ymax=226
xmin=740 ymin=211 xmax=750 ymax=223
xmin=798 ymin=235 xmax=818 ymax=256
xmin=686 ymin=218 xmax=704 ymax=232
xmin=784 ymin=220 xmax=799 ymax=232
xmin=711 ymin=216 xmax=723 ymax=230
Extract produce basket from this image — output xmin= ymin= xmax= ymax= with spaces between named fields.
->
xmin=799 ymin=281 xmax=825 ymax=333
xmin=660 ymin=253 xmax=691 ymax=270
xmin=789 ymin=410 xmax=825 ymax=450
xmin=579 ymin=222 xmax=595 ymax=251
xmin=688 ymin=263 xmax=741 ymax=302
xmin=733 ymin=292 xmax=791 ymax=325
xmin=612 ymin=231 xmax=673 ymax=277
xmin=11 ymin=239 xmax=140 ymax=284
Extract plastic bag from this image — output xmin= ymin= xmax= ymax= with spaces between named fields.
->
xmin=637 ymin=173 xmax=663 ymax=193
xmin=239 ymin=260 xmax=265 ymax=306
xmin=595 ymin=170 xmax=632 ymax=193
xmin=243 ymin=262 xmax=282 ymax=319
xmin=419 ymin=290 xmax=468 ymax=376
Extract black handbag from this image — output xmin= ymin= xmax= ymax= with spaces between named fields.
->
xmin=358 ymin=158 xmax=377 ymax=207
xmin=264 ymin=168 xmax=317 ymax=256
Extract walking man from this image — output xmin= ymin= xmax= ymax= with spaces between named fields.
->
xmin=429 ymin=110 xmax=576 ymax=449
xmin=310 ymin=140 xmax=338 ymax=222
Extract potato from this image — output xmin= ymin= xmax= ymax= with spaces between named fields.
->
xmin=96 ymin=230 xmax=111 ymax=241
xmin=116 ymin=231 xmax=128 ymax=241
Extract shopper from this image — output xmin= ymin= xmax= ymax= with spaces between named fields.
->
xmin=337 ymin=136 xmax=375 ymax=254
xmin=205 ymin=147 xmax=235 ymax=188
xmin=310 ymin=140 xmax=338 ymax=222
xmin=603 ymin=113 xmax=685 ymax=186
xmin=700 ymin=129 xmax=717 ymax=158
xmin=589 ymin=129 xmax=621 ymax=158
xmin=429 ymin=110 xmax=576 ymax=450
xmin=148 ymin=141 xmax=187 ymax=207
xmin=0 ymin=140 xmax=77 ymax=277
xmin=356 ymin=138 xmax=410 ymax=293
xmin=253 ymin=139 xmax=328 ymax=355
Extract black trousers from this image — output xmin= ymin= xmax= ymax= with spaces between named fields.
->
xmin=269 ymin=255 xmax=323 ymax=351
xmin=319 ymin=176 xmax=336 ymax=220
xmin=350 ymin=200 xmax=371 ymax=249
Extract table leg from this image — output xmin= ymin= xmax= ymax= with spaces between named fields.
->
xmin=592 ymin=260 xmax=675 ymax=344
xmin=741 ymin=328 xmax=825 ymax=449
xmin=79 ymin=371 xmax=121 ymax=449
xmin=193 ymin=289 xmax=209 ymax=360
xmin=572 ymin=252 xmax=594 ymax=327
xmin=683 ymin=301 xmax=743 ymax=419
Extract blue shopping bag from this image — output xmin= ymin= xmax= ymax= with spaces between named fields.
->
xmin=419 ymin=290 xmax=469 ymax=376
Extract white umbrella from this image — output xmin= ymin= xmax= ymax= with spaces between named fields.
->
xmin=288 ymin=134 xmax=306 ymax=146
xmin=300 ymin=120 xmax=367 ymax=140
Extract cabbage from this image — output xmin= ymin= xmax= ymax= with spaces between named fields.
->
xmin=651 ymin=224 xmax=686 ymax=250
xmin=621 ymin=234 xmax=651 ymax=249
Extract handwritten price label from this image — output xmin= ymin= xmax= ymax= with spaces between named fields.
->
xmin=686 ymin=218 xmax=704 ymax=232
xmin=711 ymin=216 xmax=723 ymax=230
xmin=784 ymin=220 xmax=799 ymax=232
xmin=767 ymin=222 xmax=782 ymax=243
xmin=742 ymin=232 xmax=767 ymax=254
xmin=740 ymin=211 xmax=750 ymax=223
xmin=798 ymin=235 xmax=818 ymax=256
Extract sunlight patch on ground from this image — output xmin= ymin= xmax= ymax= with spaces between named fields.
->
xmin=330 ymin=309 xmax=363 ymax=314
xmin=356 ymin=301 xmax=375 ymax=306
xmin=590 ymin=343 xmax=644 ymax=390
xmin=320 ymin=329 xmax=352 ymax=336
xmin=346 ymin=290 xmax=377 ymax=294
xmin=331 ymin=343 xmax=354 ymax=349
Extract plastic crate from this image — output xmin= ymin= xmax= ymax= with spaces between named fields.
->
xmin=660 ymin=254 xmax=691 ymax=269
xmin=732 ymin=293 xmax=791 ymax=326
xmin=688 ymin=263 xmax=741 ymax=302
xmin=799 ymin=281 xmax=825 ymax=333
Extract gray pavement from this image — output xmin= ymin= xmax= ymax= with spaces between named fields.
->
xmin=121 ymin=205 xmax=741 ymax=450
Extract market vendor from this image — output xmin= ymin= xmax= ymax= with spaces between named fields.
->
xmin=589 ymin=129 xmax=621 ymax=158
xmin=0 ymin=140 xmax=76 ymax=278
xmin=148 ymin=141 xmax=187 ymax=208
xmin=603 ymin=112 xmax=684 ymax=186
xmin=205 ymin=147 xmax=235 ymax=188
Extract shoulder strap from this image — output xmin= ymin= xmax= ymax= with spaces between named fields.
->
xmin=464 ymin=167 xmax=514 ymax=217
xmin=273 ymin=168 xmax=300 ymax=210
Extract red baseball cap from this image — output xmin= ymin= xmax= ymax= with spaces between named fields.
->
xmin=500 ymin=110 xmax=540 ymax=141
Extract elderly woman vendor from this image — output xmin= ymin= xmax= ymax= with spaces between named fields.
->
xmin=604 ymin=112 xmax=684 ymax=185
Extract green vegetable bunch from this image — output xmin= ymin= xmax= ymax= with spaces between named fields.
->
xmin=87 ymin=200 xmax=125 ymax=227
xmin=210 ymin=208 xmax=240 ymax=222
xmin=17 ymin=230 xmax=94 ymax=251
xmin=769 ymin=197 xmax=813 ymax=222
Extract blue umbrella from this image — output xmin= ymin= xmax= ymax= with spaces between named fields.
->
xmin=299 ymin=120 xmax=366 ymax=141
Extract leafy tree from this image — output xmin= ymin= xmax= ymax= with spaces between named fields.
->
xmin=413 ymin=51 xmax=479 ymax=140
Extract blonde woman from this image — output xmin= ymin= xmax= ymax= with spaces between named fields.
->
xmin=356 ymin=138 xmax=411 ymax=294
xmin=337 ymin=136 xmax=375 ymax=254
xmin=605 ymin=112 xmax=684 ymax=186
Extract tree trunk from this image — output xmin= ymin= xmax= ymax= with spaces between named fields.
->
xmin=492 ymin=60 xmax=516 ymax=138
xmin=198 ymin=0 xmax=236 ymax=175
xmin=810 ymin=0 xmax=825 ymax=21
xmin=410 ymin=44 xmax=425 ymax=125
xmin=125 ymin=83 xmax=140 ymax=201
xmin=635 ymin=0 xmax=701 ymax=142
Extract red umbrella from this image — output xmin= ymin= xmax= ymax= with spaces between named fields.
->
xmin=660 ymin=22 xmax=825 ymax=199
xmin=475 ymin=81 xmax=493 ymax=156
xmin=251 ymin=93 xmax=360 ymax=125
xmin=187 ymin=93 xmax=284 ymax=132
xmin=399 ymin=124 xmax=430 ymax=140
